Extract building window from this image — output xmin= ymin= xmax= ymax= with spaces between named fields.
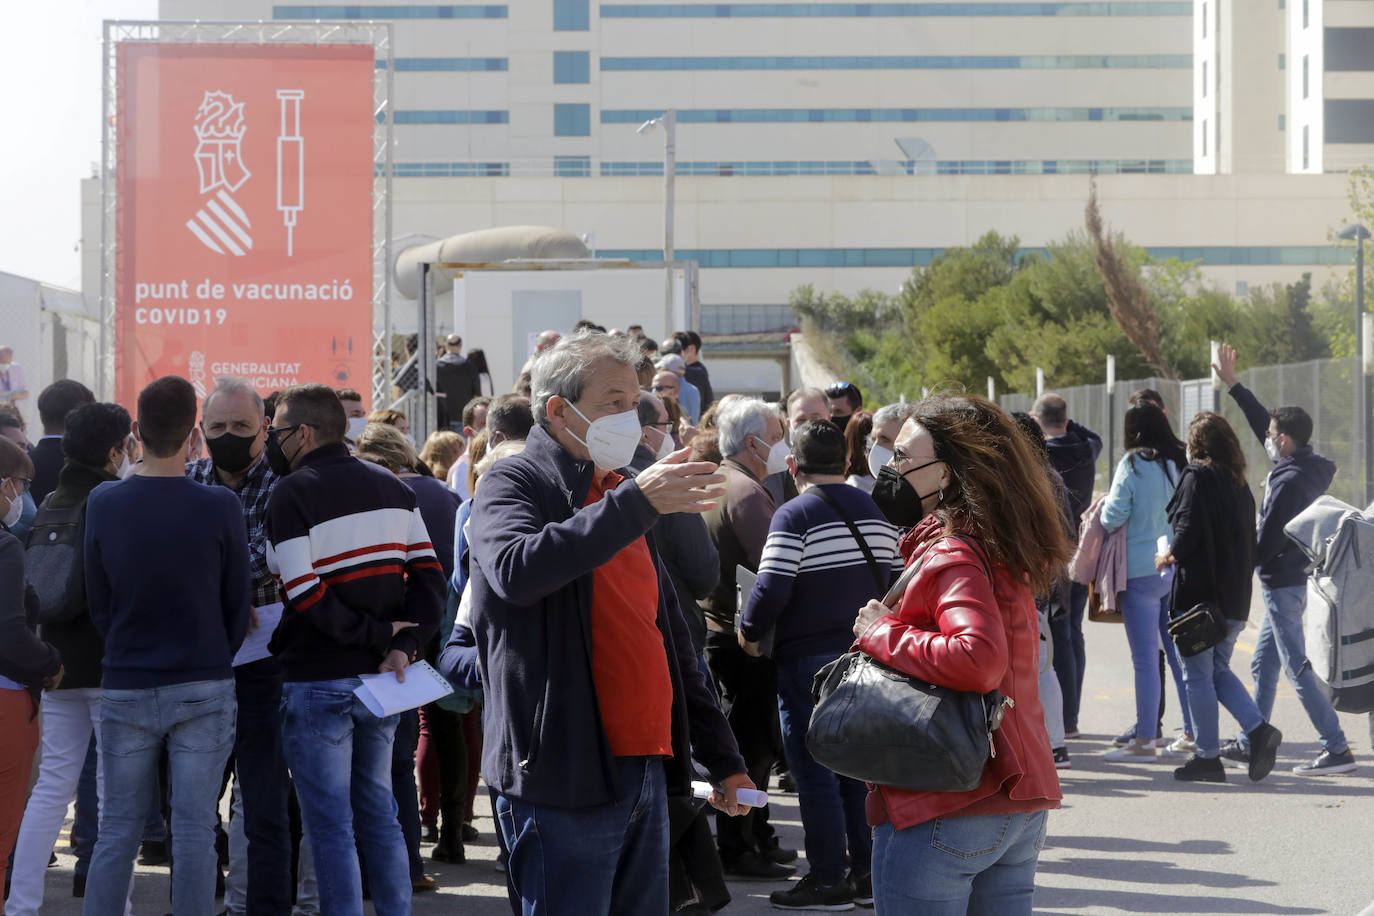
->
xmin=1302 ymin=55 xmax=1309 ymax=98
xmin=1325 ymin=100 xmax=1374 ymax=142
xmin=554 ymin=156 xmax=591 ymax=177
xmin=601 ymin=106 xmax=1193 ymax=124
xmin=1202 ymin=119 xmax=1208 ymax=156
xmin=600 ymin=3 xmax=1193 ymax=18
xmin=1279 ymin=53 xmax=1285 ymax=69
xmin=554 ymin=103 xmax=591 ymax=136
xmin=1202 ymin=61 xmax=1207 ymax=96
xmin=1279 ymin=113 xmax=1286 ymax=130
xmin=554 ymin=0 xmax=589 ymax=30
xmin=275 ymin=5 xmax=507 ymax=18
xmin=1303 ymin=0 xmax=1308 ymax=28
xmin=1325 ymin=28 xmax=1374 ymax=72
xmin=599 ymin=54 xmax=1191 ymax=71
xmin=554 ymin=51 xmax=591 ymax=83
xmin=1302 ymin=125 xmax=1309 ymax=168
xmin=1201 ymin=2 xmax=1206 ymax=37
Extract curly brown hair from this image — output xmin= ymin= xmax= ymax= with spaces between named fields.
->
xmin=910 ymin=393 xmax=1074 ymax=596
xmin=1186 ymin=411 xmax=1247 ymax=487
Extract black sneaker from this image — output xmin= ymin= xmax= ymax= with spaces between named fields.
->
xmin=1173 ymin=754 xmax=1226 ymax=783
xmin=421 ymin=825 xmax=439 ymax=844
xmin=848 ymin=869 xmax=873 ymax=908
xmin=777 ymin=770 xmax=799 ymax=793
xmin=1292 ymin=749 xmax=1357 ymax=776
xmin=769 ymin=874 xmax=855 ymax=911
xmin=1218 ymin=738 xmax=1249 ymax=768
xmin=138 ymin=840 xmax=169 ymax=867
xmin=765 ymin=846 xmax=800 ymax=865
xmin=461 ymin=823 xmax=480 ymax=842
xmin=1052 ymin=747 xmax=1072 ymax=769
xmin=1245 ymin=722 xmax=1283 ymax=782
xmin=725 ymin=851 xmax=797 ymax=881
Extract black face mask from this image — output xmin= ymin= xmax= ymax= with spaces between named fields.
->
xmin=266 ymin=428 xmax=301 ymax=476
xmin=871 ymin=463 xmax=942 ymax=528
xmin=206 ymin=431 xmax=258 ymax=475
xmin=832 ymin=413 xmax=851 ymax=432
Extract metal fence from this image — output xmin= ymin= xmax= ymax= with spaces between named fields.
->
xmin=999 ymin=355 xmax=1365 ymax=508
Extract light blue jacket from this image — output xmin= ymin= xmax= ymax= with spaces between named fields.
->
xmin=679 ymin=377 xmax=702 ymax=424
xmin=1101 ymin=453 xmax=1179 ymax=580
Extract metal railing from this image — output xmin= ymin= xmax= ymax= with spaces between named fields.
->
xmin=998 ymin=355 xmax=1366 ymax=507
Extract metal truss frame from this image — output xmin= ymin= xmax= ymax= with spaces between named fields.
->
xmin=99 ymin=19 xmax=394 ymax=404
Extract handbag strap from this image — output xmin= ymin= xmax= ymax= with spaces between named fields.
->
xmin=808 ymin=486 xmax=886 ymax=595
xmin=882 ymin=533 xmax=993 ymax=609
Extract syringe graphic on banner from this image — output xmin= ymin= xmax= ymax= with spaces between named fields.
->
xmin=276 ymin=90 xmax=305 ymax=257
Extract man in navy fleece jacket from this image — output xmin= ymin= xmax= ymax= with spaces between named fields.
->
xmin=82 ymin=376 xmax=251 ymax=916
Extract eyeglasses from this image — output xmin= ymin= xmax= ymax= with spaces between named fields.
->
xmin=266 ymin=423 xmax=317 ymax=441
xmin=651 ymin=386 xmax=676 ymax=394
xmin=826 ymin=381 xmax=855 ymax=398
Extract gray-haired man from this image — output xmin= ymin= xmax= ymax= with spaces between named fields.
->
xmin=699 ymin=398 xmax=797 ymax=880
xmin=466 ymin=330 xmax=752 ymax=915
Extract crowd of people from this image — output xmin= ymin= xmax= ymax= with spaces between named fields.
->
xmin=0 ymin=326 xmax=1361 ymax=916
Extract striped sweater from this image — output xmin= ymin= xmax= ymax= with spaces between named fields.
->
xmin=739 ymin=483 xmax=901 ymax=658
xmin=265 ymin=442 xmax=445 ymax=682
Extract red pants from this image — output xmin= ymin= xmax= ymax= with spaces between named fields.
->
xmin=0 ymin=688 xmax=40 ymax=913
xmin=416 ymin=704 xmax=483 ymax=828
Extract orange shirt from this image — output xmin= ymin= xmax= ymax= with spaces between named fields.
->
xmin=585 ymin=471 xmax=674 ymax=758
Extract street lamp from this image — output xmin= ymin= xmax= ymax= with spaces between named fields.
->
xmin=638 ymin=110 xmax=676 ymax=335
xmin=1337 ymin=222 xmax=1370 ymax=504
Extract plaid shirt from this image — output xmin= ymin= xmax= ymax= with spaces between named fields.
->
xmin=187 ymin=454 xmax=281 ymax=608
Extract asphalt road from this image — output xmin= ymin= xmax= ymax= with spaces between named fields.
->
xmin=24 ymin=615 xmax=1374 ymax=915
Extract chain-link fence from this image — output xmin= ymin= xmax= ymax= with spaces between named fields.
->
xmin=999 ymin=355 xmax=1366 ymax=508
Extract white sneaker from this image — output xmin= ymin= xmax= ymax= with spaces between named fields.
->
xmin=1161 ymin=734 xmax=1197 ymax=757
xmin=1104 ymin=739 xmax=1158 ymax=762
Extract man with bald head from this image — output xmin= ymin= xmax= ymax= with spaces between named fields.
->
xmin=655 ymin=354 xmax=701 ymax=424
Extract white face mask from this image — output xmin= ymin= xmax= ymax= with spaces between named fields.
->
xmin=1265 ymin=437 xmax=1281 ymax=463
xmin=346 ymin=416 xmax=368 ymax=441
xmin=114 ymin=453 xmax=130 ymax=479
xmin=755 ymin=436 xmax=792 ymax=476
xmin=403 ymin=432 xmax=416 ymax=447
xmin=1 ymin=480 xmax=22 ymax=528
xmin=651 ymin=426 xmax=676 ymax=462
xmin=867 ymin=444 xmax=894 ymax=480
xmin=567 ymin=401 xmax=643 ymax=470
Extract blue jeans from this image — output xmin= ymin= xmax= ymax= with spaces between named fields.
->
xmin=872 ymin=811 xmax=1048 ymax=915
xmin=1250 ymin=584 xmax=1349 ymax=754
xmin=1121 ymin=575 xmax=1170 ymax=740
xmin=1159 ymin=591 xmax=1195 ymax=737
xmin=280 ymin=679 xmax=409 ymax=916
xmin=72 ymin=737 xmax=98 ymax=874
xmin=777 ymin=652 xmax=871 ymax=884
xmin=84 ymin=679 xmax=236 ymax=916
xmin=233 ymin=659 xmax=292 ymax=912
xmin=1049 ymin=582 xmax=1087 ymax=732
xmin=496 ymin=755 xmax=670 ymax=915
xmin=1181 ymin=620 xmax=1264 ymax=758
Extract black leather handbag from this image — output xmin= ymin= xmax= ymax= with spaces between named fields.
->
xmin=1168 ymin=602 xmax=1228 ymax=658
xmin=806 ymin=536 xmax=1012 ymax=793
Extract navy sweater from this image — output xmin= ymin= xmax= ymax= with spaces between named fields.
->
xmin=739 ymin=483 xmax=901 ymax=658
xmin=85 ymin=475 xmax=251 ymax=689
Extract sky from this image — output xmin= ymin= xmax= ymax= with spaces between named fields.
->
xmin=0 ymin=1 xmax=158 ymax=291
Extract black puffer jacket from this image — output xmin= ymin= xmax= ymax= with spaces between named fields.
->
xmin=0 ymin=526 xmax=62 ymax=707
xmin=1166 ymin=463 xmax=1257 ymax=622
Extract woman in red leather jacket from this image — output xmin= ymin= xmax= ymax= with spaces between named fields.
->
xmin=860 ymin=394 xmax=1072 ymax=914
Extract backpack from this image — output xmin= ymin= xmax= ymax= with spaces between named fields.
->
xmin=24 ymin=498 xmax=87 ymax=625
xmin=1283 ymin=496 xmax=1374 ymax=713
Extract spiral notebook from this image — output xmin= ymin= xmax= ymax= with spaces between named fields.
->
xmin=354 ymin=660 xmax=454 ymax=718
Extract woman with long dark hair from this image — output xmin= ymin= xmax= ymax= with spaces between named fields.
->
xmin=1101 ymin=403 xmax=1187 ymax=762
xmin=859 ymin=394 xmax=1068 ymax=912
xmin=1156 ymin=412 xmax=1282 ymax=782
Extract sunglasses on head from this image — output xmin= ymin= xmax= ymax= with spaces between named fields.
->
xmin=826 ymin=381 xmax=854 ymax=398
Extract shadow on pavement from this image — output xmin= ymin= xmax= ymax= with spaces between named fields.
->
xmin=1036 ymin=856 xmax=1276 ymax=889
xmin=1033 ymin=886 xmax=1325 ymax=914
xmin=1044 ymin=835 xmax=1231 ymax=855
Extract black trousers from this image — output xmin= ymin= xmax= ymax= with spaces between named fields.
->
xmin=703 ymin=631 xmax=780 ymax=864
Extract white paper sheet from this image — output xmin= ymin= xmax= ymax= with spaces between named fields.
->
xmin=232 ymin=603 xmax=283 ymax=667
xmin=354 ymin=660 xmax=454 ymax=718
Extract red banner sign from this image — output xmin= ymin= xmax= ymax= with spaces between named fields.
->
xmin=115 ymin=42 xmax=374 ymax=407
